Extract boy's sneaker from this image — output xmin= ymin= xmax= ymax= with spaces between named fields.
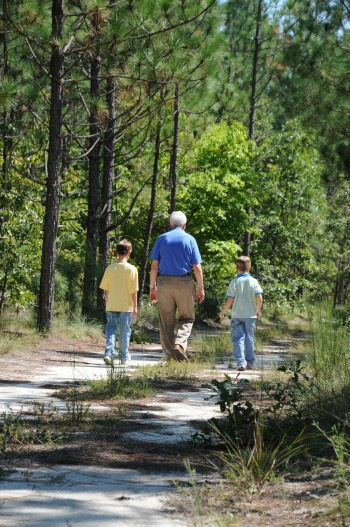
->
xmin=237 ymin=366 xmax=246 ymax=371
xmin=103 ymin=353 xmax=118 ymax=365
xmin=121 ymin=358 xmax=131 ymax=366
xmin=247 ymin=365 xmax=255 ymax=370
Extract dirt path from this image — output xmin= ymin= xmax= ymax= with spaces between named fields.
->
xmin=0 ymin=333 xmax=341 ymax=526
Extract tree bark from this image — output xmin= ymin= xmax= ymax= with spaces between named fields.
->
xmin=243 ymin=0 xmax=262 ymax=257
xmin=82 ymin=12 xmax=101 ymax=318
xmin=169 ymin=83 xmax=179 ymax=213
xmin=97 ymin=75 xmax=117 ymax=317
xmin=138 ymin=115 xmax=162 ymax=306
xmin=37 ymin=0 xmax=64 ymax=333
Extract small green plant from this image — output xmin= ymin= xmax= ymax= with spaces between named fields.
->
xmin=0 ymin=406 xmax=63 ymax=454
xmin=214 ymin=418 xmax=307 ymax=496
xmin=314 ymin=420 xmax=350 ymax=525
xmin=65 ymin=399 xmax=92 ymax=423
xmin=86 ymin=363 xmax=152 ymax=399
xmin=262 ymin=360 xmax=311 ymax=421
xmin=210 ymin=374 xmax=256 ymax=441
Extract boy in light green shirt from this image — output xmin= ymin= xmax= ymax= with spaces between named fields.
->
xmin=219 ymin=256 xmax=263 ymax=371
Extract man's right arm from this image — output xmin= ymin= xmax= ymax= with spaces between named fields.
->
xmin=150 ymin=260 xmax=159 ymax=304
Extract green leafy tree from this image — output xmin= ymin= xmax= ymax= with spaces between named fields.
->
xmin=252 ymin=121 xmax=328 ymax=310
xmin=178 ymin=121 xmax=255 ymax=286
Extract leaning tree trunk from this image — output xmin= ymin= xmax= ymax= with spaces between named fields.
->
xmin=82 ymin=15 xmax=101 ymax=319
xmin=243 ymin=0 xmax=262 ymax=257
xmin=169 ymin=83 xmax=179 ymax=213
xmin=138 ymin=115 xmax=162 ymax=306
xmin=97 ymin=75 xmax=117 ymax=317
xmin=37 ymin=0 xmax=64 ymax=333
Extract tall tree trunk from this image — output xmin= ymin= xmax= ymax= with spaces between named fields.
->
xmin=243 ymin=0 xmax=262 ymax=257
xmin=138 ymin=116 xmax=162 ymax=306
xmin=37 ymin=0 xmax=64 ymax=333
xmin=169 ymin=83 xmax=179 ymax=213
xmin=82 ymin=14 xmax=101 ymax=318
xmin=0 ymin=0 xmax=8 ymax=77
xmin=97 ymin=75 xmax=117 ymax=317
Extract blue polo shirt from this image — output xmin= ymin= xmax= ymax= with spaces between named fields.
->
xmin=150 ymin=227 xmax=202 ymax=275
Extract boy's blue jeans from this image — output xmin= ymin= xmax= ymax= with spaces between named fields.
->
xmin=230 ymin=318 xmax=256 ymax=367
xmin=105 ymin=311 xmax=132 ymax=362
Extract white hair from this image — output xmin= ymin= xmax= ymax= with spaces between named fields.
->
xmin=169 ymin=211 xmax=187 ymax=227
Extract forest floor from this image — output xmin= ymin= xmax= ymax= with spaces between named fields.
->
xmin=0 ymin=324 xmax=347 ymax=526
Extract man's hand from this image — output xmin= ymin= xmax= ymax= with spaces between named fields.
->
xmin=150 ymin=288 xmax=158 ymax=304
xmin=196 ymin=287 xmax=205 ymax=304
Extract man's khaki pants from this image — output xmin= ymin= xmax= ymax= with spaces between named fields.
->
xmin=156 ymin=274 xmax=195 ymax=358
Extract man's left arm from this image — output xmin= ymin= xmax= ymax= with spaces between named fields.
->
xmin=256 ymin=293 xmax=263 ymax=317
xmin=192 ymin=263 xmax=205 ymax=303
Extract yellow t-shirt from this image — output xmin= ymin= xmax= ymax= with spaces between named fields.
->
xmin=99 ymin=262 xmax=138 ymax=312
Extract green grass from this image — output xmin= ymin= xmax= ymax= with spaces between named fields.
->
xmin=190 ymin=332 xmax=232 ymax=365
xmin=136 ymin=359 xmax=211 ymax=381
xmin=81 ymin=364 xmax=153 ymax=399
xmin=302 ymin=303 xmax=350 ymax=425
xmin=0 ymin=310 xmax=104 ymax=354
xmin=0 ymin=310 xmax=40 ymax=354
xmin=51 ymin=315 xmax=103 ymax=341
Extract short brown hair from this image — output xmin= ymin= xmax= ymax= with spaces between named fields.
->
xmin=236 ymin=256 xmax=251 ymax=272
xmin=116 ymin=239 xmax=132 ymax=256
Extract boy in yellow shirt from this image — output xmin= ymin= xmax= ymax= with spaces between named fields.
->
xmin=99 ymin=239 xmax=138 ymax=365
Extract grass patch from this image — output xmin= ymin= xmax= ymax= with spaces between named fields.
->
xmin=136 ymin=358 xmax=211 ymax=381
xmin=0 ymin=310 xmax=104 ymax=354
xmin=213 ymin=419 xmax=307 ymax=496
xmin=0 ymin=310 xmax=40 ymax=354
xmin=190 ymin=332 xmax=232 ymax=365
xmin=60 ymin=364 xmax=154 ymax=400
xmin=87 ymin=367 xmax=152 ymax=399
xmin=301 ymin=303 xmax=350 ymax=427
xmin=51 ymin=315 xmax=103 ymax=342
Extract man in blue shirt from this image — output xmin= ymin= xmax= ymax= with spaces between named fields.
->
xmin=149 ymin=211 xmax=205 ymax=361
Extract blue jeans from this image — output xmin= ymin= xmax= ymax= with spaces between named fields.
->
xmin=230 ymin=318 xmax=256 ymax=367
xmin=105 ymin=311 xmax=132 ymax=362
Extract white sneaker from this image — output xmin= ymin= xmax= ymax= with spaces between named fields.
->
xmin=104 ymin=353 xmax=118 ymax=365
xmin=122 ymin=358 xmax=131 ymax=366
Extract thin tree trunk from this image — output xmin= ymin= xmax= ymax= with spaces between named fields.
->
xmin=97 ymin=75 xmax=117 ymax=317
xmin=82 ymin=14 xmax=101 ymax=318
xmin=0 ymin=269 xmax=8 ymax=316
xmin=169 ymin=83 xmax=179 ymax=213
xmin=243 ymin=0 xmax=262 ymax=257
xmin=138 ymin=116 xmax=162 ymax=306
xmin=37 ymin=0 xmax=64 ymax=333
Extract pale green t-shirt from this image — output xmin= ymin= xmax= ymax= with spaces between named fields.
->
xmin=99 ymin=261 xmax=138 ymax=312
xmin=227 ymin=273 xmax=263 ymax=319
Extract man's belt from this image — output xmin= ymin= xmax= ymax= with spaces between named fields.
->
xmin=158 ymin=272 xmax=192 ymax=277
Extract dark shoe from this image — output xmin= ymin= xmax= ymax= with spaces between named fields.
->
xmin=172 ymin=344 xmax=189 ymax=363
xmin=237 ymin=366 xmax=246 ymax=371
xmin=247 ymin=365 xmax=255 ymax=370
